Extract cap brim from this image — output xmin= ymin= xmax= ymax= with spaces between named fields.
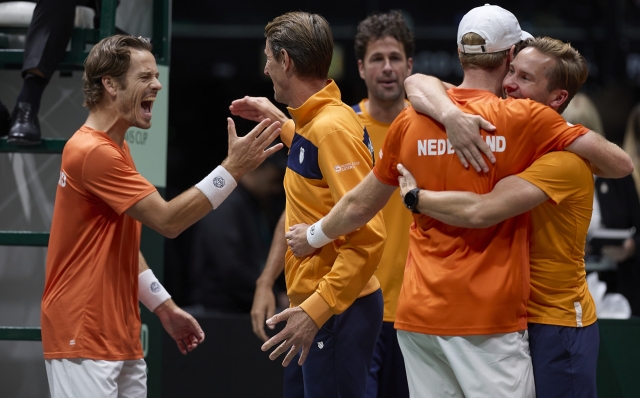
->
xmin=521 ymin=30 xmax=533 ymax=41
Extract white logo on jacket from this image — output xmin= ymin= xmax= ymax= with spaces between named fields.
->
xmin=334 ymin=162 xmax=360 ymax=173
xmin=299 ymin=147 xmax=305 ymax=164
xmin=317 ymin=341 xmax=324 ymax=349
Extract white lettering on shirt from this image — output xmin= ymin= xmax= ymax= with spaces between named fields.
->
xmin=428 ymin=140 xmax=437 ymax=155
xmin=495 ymin=136 xmax=506 ymax=152
xmin=418 ymin=140 xmax=427 ymax=156
xmin=418 ymin=137 xmax=506 ymax=156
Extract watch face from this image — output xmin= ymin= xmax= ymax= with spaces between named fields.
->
xmin=404 ymin=190 xmax=417 ymax=209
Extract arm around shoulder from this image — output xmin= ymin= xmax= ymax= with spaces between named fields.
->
xmin=417 ymin=175 xmax=548 ymax=228
xmin=404 ymin=74 xmax=457 ymax=120
xmin=397 ymin=164 xmax=548 ymax=228
xmin=404 ymin=74 xmax=496 ymax=172
xmin=565 ymin=131 xmax=634 ymax=178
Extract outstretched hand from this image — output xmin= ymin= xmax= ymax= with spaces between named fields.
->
xmin=442 ymin=110 xmax=496 ymax=173
xmin=222 ymin=118 xmax=283 ymax=180
xmin=229 ymin=96 xmax=289 ymax=125
xmin=155 ymin=300 xmax=205 ymax=355
xmin=285 ymin=224 xmax=315 ymax=258
xmin=261 ymin=307 xmax=319 ymax=367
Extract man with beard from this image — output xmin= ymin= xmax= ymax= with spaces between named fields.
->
xmin=42 ymin=35 xmax=282 ymax=397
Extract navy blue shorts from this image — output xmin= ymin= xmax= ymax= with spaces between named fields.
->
xmin=283 ymin=289 xmax=383 ymax=398
xmin=365 ymin=321 xmax=409 ymax=398
xmin=528 ymin=322 xmax=600 ymax=398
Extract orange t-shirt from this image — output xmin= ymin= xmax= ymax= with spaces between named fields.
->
xmin=517 ymin=152 xmax=597 ymax=327
xmin=374 ymin=88 xmax=588 ymax=336
xmin=353 ymin=99 xmax=413 ymax=323
xmin=42 ymin=125 xmax=157 ymax=360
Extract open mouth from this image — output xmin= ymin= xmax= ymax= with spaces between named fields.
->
xmin=141 ymin=96 xmax=156 ymax=117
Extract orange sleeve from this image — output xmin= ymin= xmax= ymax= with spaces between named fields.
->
xmin=299 ymin=129 xmax=386 ymax=326
xmin=517 ymin=152 xmax=590 ymax=205
xmin=280 ymin=119 xmax=295 ymax=148
xmin=528 ymin=102 xmax=589 ymax=153
xmin=373 ymin=108 xmax=409 ymax=186
xmin=82 ymin=144 xmax=157 ymax=214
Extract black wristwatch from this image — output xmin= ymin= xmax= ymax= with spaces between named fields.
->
xmin=403 ymin=188 xmax=421 ymax=213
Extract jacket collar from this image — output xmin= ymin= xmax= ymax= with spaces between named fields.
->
xmin=287 ymin=79 xmax=341 ymax=130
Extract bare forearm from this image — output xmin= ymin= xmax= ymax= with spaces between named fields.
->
xmin=138 ymin=251 xmax=150 ymax=274
xmin=257 ymin=211 xmax=287 ymax=287
xmin=128 ymin=189 xmax=213 ymax=239
xmin=417 ymin=190 xmax=492 ymax=228
xmin=565 ymin=131 xmax=634 ymax=178
xmin=322 ymin=173 xmax=394 ymax=239
xmin=416 ymin=176 xmax=548 ymax=228
xmin=322 ymin=193 xmax=374 ymax=238
xmin=405 ymin=74 xmax=459 ymax=123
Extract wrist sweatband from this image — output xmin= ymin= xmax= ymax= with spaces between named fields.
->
xmin=139 ymin=269 xmax=171 ymax=312
xmin=194 ymin=166 xmax=237 ymax=209
xmin=307 ymin=219 xmax=335 ymax=248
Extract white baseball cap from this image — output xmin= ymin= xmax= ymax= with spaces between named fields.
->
xmin=457 ymin=4 xmax=533 ymax=54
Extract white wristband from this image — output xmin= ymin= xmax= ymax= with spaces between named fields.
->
xmin=306 ymin=219 xmax=335 ymax=248
xmin=194 ymin=165 xmax=237 ymax=209
xmin=138 ymin=269 xmax=171 ymax=312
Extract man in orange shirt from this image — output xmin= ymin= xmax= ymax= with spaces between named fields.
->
xmin=232 ymin=11 xmax=415 ymax=398
xmin=399 ymin=37 xmax=604 ymax=398
xmin=285 ymin=5 xmax=632 ymax=397
xmin=42 ymin=35 xmax=282 ymax=397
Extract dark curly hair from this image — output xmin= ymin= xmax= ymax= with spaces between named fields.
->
xmin=83 ymin=35 xmax=153 ymax=110
xmin=354 ymin=10 xmax=414 ymax=61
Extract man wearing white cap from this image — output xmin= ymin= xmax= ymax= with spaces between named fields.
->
xmin=284 ymin=4 xmax=632 ymax=397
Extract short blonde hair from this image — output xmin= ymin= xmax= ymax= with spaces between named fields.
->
xmin=458 ymin=33 xmax=508 ymax=71
xmin=562 ymin=93 xmax=604 ymax=135
xmin=525 ymin=37 xmax=588 ymax=113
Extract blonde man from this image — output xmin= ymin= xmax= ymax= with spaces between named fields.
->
xmin=391 ymin=36 xmax=629 ymax=398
